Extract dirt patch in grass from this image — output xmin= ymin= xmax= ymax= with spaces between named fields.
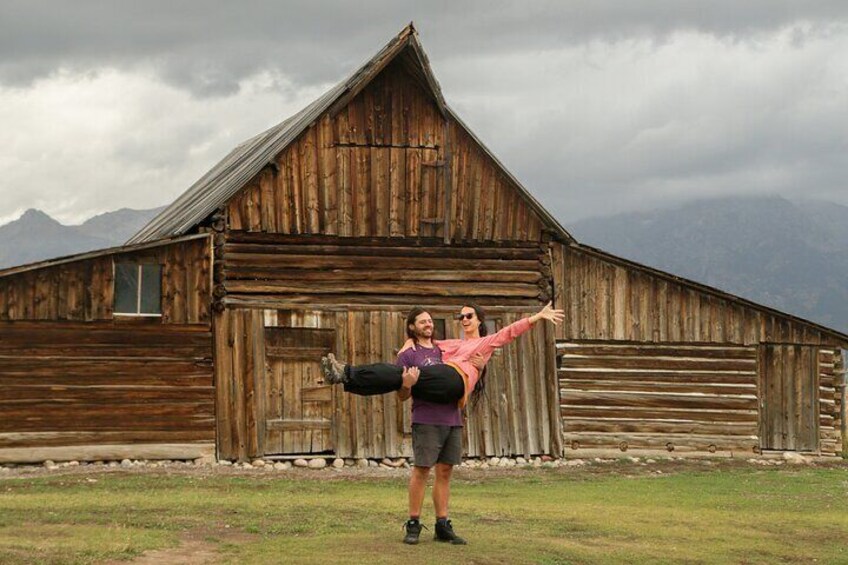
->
xmin=102 ymin=527 xmax=256 ymax=565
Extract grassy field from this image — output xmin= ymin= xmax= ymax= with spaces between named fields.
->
xmin=1 ymin=460 xmax=847 ymax=564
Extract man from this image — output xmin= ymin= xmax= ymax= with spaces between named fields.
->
xmin=396 ymin=307 xmax=482 ymax=546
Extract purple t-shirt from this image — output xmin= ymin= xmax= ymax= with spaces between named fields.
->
xmin=396 ymin=344 xmax=463 ymax=427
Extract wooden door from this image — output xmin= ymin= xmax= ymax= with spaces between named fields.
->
xmin=758 ymin=344 xmax=820 ymax=452
xmin=263 ymin=328 xmax=335 ymax=455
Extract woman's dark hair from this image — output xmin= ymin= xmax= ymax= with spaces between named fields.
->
xmin=405 ymin=306 xmax=430 ymax=342
xmin=465 ymin=304 xmax=489 ymax=408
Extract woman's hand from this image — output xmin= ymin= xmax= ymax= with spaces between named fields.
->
xmin=529 ymin=301 xmax=565 ymax=326
xmin=398 ymin=338 xmax=416 ymax=354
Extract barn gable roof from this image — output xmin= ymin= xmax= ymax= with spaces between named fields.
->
xmin=128 ymin=24 xmax=571 ymax=245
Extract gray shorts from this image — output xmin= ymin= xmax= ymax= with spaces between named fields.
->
xmin=411 ymin=424 xmax=463 ymax=467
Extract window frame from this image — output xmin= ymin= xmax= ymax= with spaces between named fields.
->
xmin=113 ymin=262 xmax=163 ymax=318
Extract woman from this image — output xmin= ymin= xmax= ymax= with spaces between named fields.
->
xmin=322 ymin=302 xmax=564 ymax=408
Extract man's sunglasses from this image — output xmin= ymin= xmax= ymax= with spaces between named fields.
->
xmin=456 ymin=312 xmax=475 ymax=321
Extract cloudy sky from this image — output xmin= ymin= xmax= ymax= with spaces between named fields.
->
xmin=1 ymin=1 xmax=846 ymax=226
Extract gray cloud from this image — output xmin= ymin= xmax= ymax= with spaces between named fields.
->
xmin=0 ymin=2 xmax=847 ymax=226
xmin=2 ymin=1 xmax=847 ymax=95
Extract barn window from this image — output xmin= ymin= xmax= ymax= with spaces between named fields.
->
xmin=432 ymin=318 xmax=447 ymax=340
xmin=114 ymin=263 xmax=162 ymax=316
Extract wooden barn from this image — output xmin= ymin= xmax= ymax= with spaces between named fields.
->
xmin=0 ymin=25 xmax=844 ymax=464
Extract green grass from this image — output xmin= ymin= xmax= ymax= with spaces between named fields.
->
xmin=1 ymin=463 xmax=847 ymax=564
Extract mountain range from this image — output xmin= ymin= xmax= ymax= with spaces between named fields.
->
xmin=570 ymin=196 xmax=848 ymax=333
xmin=0 ymin=207 xmax=164 ymax=270
xmin=1 ymin=196 xmax=846 ymax=333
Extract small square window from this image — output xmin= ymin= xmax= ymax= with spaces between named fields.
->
xmin=114 ymin=263 xmax=162 ymax=316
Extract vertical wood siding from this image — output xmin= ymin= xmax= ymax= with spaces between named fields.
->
xmin=758 ymin=344 xmax=820 ymax=452
xmin=0 ymin=238 xmax=212 ymax=324
xmin=226 ymin=60 xmax=546 ymax=242
xmin=214 ymin=306 xmax=558 ymax=461
xmin=554 ymin=244 xmax=838 ymax=347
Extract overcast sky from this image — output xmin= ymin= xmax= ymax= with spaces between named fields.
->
xmin=1 ymin=1 xmax=846 ymax=226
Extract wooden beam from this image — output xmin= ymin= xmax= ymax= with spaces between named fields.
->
xmin=0 ymin=443 xmax=215 ymax=464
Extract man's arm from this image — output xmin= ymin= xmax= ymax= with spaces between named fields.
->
xmin=396 ymin=349 xmax=414 ymax=401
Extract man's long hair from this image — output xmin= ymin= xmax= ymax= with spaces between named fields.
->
xmin=405 ymin=306 xmax=430 ymax=343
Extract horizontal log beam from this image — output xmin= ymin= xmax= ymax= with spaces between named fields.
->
xmin=0 ymin=430 xmax=214 ymax=449
xmin=559 ymin=370 xmax=756 ymax=384
xmin=224 ymin=267 xmax=542 ymax=284
xmin=224 ymin=295 xmax=541 ymax=308
xmin=559 ymin=379 xmax=757 ymax=395
xmin=0 ymin=386 xmax=214 ymax=403
xmin=225 ymin=253 xmax=539 ymax=272
xmin=557 ymin=344 xmax=756 ymax=359
xmin=225 ymin=231 xmax=540 ymax=249
xmin=266 ymin=419 xmax=332 ymax=431
xmin=561 ymin=390 xmax=757 ymax=410
xmin=563 ymin=432 xmax=759 ymax=452
xmin=561 ymin=418 xmax=758 ymax=436
xmin=0 ymin=322 xmax=210 ymax=334
xmin=562 ymin=356 xmax=756 ymax=371
xmin=223 ymin=280 xmax=540 ymax=298
xmin=224 ymin=243 xmax=540 ymax=261
xmin=561 ymin=406 xmax=758 ymax=423
xmin=0 ymin=442 xmax=215 ymax=464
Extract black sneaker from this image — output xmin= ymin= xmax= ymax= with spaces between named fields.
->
xmin=403 ymin=519 xmax=423 ymax=545
xmin=434 ymin=519 xmax=467 ymax=545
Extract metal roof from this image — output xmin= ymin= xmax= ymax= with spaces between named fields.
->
xmin=127 ymin=24 xmax=571 ymax=245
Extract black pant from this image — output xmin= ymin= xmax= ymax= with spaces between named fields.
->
xmin=343 ymin=363 xmax=465 ymax=404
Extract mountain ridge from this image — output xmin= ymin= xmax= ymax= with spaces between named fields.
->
xmin=0 ymin=207 xmax=165 ymax=270
xmin=570 ymin=196 xmax=848 ymax=333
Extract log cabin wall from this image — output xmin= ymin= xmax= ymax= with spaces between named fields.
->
xmin=558 ymin=342 xmax=760 ymax=456
xmin=226 ymin=59 xmax=546 ymax=243
xmin=219 ymin=232 xmax=550 ymax=310
xmin=214 ymin=306 xmax=559 ymax=462
xmin=0 ymin=236 xmax=215 ymax=463
xmin=0 ymin=237 xmax=212 ymax=324
xmin=0 ymin=322 xmax=214 ymax=463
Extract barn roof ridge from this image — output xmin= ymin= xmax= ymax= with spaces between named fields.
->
xmin=127 ymin=24 xmax=568 ymax=244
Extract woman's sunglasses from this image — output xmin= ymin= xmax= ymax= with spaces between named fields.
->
xmin=456 ymin=312 xmax=475 ymax=321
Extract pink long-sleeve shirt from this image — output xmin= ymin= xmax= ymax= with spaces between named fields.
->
xmin=435 ymin=317 xmax=533 ymax=406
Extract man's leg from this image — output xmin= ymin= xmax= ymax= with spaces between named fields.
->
xmin=409 ymin=465 xmax=430 ymax=518
xmin=405 ymin=424 xmax=439 ymax=545
xmin=432 ymin=427 xmax=467 ymax=545
xmin=432 ymin=463 xmax=453 ymax=518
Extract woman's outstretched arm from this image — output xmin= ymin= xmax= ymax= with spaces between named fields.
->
xmin=469 ymin=302 xmax=565 ymax=354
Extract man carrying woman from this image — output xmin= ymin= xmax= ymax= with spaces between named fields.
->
xmin=322 ymin=302 xmax=564 ymax=408
xmin=321 ymin=302 xmax=564 ymax=545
